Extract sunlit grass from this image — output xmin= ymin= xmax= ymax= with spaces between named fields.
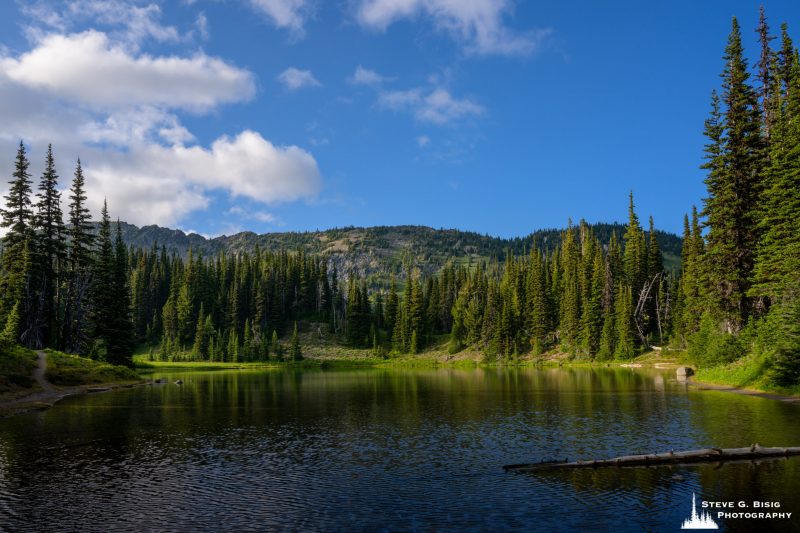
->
xmin=45 ymin=349 xmax=141 ymax=386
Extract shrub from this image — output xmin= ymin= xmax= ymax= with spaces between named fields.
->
xmin=688 ymin=313 xmax=745 ymax=367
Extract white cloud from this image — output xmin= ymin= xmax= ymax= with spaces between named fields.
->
xmin=21 ymin=0 xmax=185 ymax=49
xmin=1 ymin=31 xmax=255 ymax=111
xmin=195 ymin=13 xmax=209 ymax=40
xmin=349 ymin=65 xmax=392 ymax=86
xmin=78 ymin=106 xmax=194 ymax=146
xmin=254 ymin=211 xmax=278 ymax=223
xmin=0 ymin=25 xmax=321 ymax=229
xmin=379 ymin=87 xmax=483 ymax=124
xmin=247 ymin=0 xmax=310 ymax=36
xmin=228 ymin=206 xmax=280 ymax=225
xmin=416 ymin=135 xmax=430 ymax=147
xmin=356 ymin=0 xmax=551 ymax=56
xmin=76 ymin=131 xmax=321 ymax=226
xmin=278 ymin=67 xmax=321 ymax=90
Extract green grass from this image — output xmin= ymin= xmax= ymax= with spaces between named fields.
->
xmin=45 ymin=350 xmax=141 ymax=386
xmin=694 ymin=352 xmax=800 ymax=397
xmin=134 ymin=356 xmax=383 ymax=371
xmin=0 ymin=344 xmax=37 ymax=393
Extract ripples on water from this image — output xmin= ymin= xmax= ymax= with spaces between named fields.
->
xmin=0 ymin=367 xmax=799 ymax=531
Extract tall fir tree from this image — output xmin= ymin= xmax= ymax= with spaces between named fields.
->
xmin=62 ymin=160 xmax=95 ymax=352
xmin=34 ymin=144 xmax=66 ymax=347
xmin=703 ymin=17 xmax=766 ymax=333
xmin=0 ymin=142 xmax=36 ymax=346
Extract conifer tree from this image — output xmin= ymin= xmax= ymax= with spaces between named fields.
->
xmin=272 ymin=329 xmax=282 ymax=361
xmin=89 ymin=201 xmax=115 ymax=359
xmin=34 ymin=144 xmax=66 ymax=347
xmin=756 ymin=6 xmax=776 ymax=135
xmin=290 ymin=321 xmax=302 ymax=361
xmin=703 ymin=17 xmax=765 ymax=332
xmin=0 ymin=142 xmax=34 ymax=343
xmin=385 ymin=274 xmax=399 ymax=337
xmin=623 ymin=192 xmax=646 ymax=295
xmin=752 ymin=66 xmax=800 ymax=301
xmin=614 ymin=284 xmax=635 ymax=359
xmin=559 ymin=224 xmax=580 ymax=352
xmin=0 ymin=302 xmax=21 ymax=349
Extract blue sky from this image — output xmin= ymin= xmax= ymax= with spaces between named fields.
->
xmin=0 ymin=1 xmax=797 ymax=238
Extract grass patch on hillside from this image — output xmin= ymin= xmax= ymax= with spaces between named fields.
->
xmin=0 ymin=345 xmax=37 ymax=393
xmin=45 ymin=350 xmax=141 ymax=386
xmin=694 ymin=352 xmax=800 ymax=396
xmin=632 ymin=349 xmax=688 ymax=365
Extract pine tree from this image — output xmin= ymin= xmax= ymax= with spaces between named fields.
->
xmin=756 ymin=6 xmax=776 ymax=135
xmin=0 ymin=302 xmax=21 ymax=349
xmin=580 ymin=242 xmax=604 ymax=356
xmin=752 ymin=59 xmax=800 ymax=301
xmin=408 ymin=272 xmax=425 ymax=352
xmin=703 ymin=18 xmax=766 ymax=333
xmin=192 ymin=303 xmax=208 ymax=359
xmin=62 ymin=163 xmax=94 ymax=352
xmin=0 ymin=142 xmax=35 ymax=344
xmin=778 ymin=23 xmax=796 ymax=100
xmin=89 ymin=201 xmax=115 ymax=359
xmin=290 ymin=321 xmax=302 ymax=361
xmin=272 ymin=329 xmax=282 ymax=361
xmin=385 ymin=274 xmax=399 ymax=336
xmin=559 ymin=224 xmax=581 ymax=352
xmin=227 ymin=328 xmax=239 ymax=362
xmin=623 ymin=192 xmax=646 ymax=294
xmin=614 ymin=284 xmax=635 ymax=359
xmin=34 ymin=144 xmax=66 ymax=347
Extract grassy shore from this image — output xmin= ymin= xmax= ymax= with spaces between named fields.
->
xmin=45 ymin=349 xmax=141 ymax=386
xmin=693 ymin=352 xmax=800 ymax=397
xmin=134 ymin=330 xmax=688 ymax=371
xmin=0 ymin=345 xmax=37 ymax=395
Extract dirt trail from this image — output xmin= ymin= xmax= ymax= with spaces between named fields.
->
xmin=1 ymin=352 xmax=149 ymax=418
xmin=33 ymin=350 xmax=55 ymax=392
xmin=4 ymin=351 xmax=64 ymax=407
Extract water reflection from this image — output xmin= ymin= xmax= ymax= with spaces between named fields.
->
xmin=0 ymin=367 xmax=797 ymax=531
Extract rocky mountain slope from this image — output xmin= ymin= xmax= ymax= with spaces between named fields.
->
xmin=115 ymin=222 xmax=682 ymax=283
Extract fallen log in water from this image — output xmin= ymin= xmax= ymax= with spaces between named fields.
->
xmin=503 ymin=444 xmax=800 ymax=472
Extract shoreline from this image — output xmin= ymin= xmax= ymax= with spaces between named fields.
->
xmin=0 ymin=379 xmax=149 ymax=419
xmin=686 ymin=378 xmax=800 ymax=404
xmin=5 ymin=354 xmax=799 ymax=419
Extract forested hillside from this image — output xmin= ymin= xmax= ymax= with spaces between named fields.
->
xmin=113 ymin=221 xmax=682 ymax=282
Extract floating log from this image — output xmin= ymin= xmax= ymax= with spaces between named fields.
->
xmin=503 ymin=444 xmax=800 ymax=472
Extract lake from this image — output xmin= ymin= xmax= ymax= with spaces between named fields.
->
xmin=0 ymin=367 xmax=798 ymax=531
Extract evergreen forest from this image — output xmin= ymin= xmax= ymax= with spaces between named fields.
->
xmin=0 ymin=9 xmax=798 ymax=386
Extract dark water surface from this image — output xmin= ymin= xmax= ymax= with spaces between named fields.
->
xmin=1 ymin=367 xmax=799 ymax=532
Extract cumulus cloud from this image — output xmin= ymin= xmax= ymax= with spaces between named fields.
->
xmin=0 ymin=24 xmax=321 ymax=228
xmin=21 ymin=0 xmax=186 ymax=49
xmin=349 ymin=65 xmax=392 ymax=86
xmin=278 ymin=67 xmax=322 ymax=90
xmin=379 ymin=87 xmax=483 ymax=124
xmin=83 ymin=131 xmax=320 ymax=225
xmin=1 ymin=31 xmax=255 ymax=111
xmin=247 ymin=0 xmax=310 ymax=36
xmin=356 ymin=0 xmax=551 ymax=56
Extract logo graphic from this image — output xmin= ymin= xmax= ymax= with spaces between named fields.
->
xmin=681 ymin=493 xmax=719 ymax=530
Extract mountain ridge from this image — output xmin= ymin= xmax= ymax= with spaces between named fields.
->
xmin=114 ymin=221 xmax=682 ymax=282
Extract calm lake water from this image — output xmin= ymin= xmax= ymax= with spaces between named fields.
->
xmin=1 ymin=367 xmax=799 ymax=532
